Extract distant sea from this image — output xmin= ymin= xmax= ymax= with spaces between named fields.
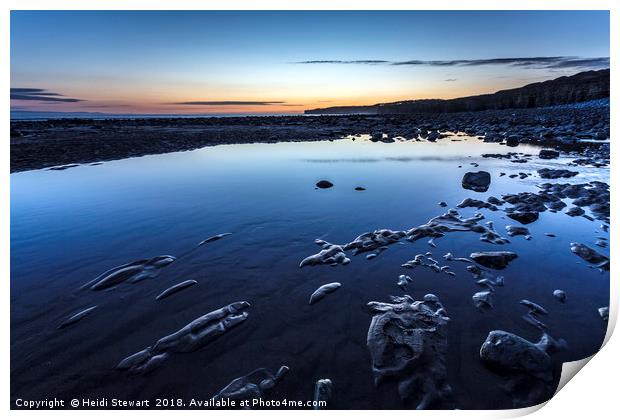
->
xmin=10 ymin=110 xmax=300 ymax=121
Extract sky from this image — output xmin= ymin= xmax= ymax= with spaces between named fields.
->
xmin=10 ymin=10 xmax=610 ymax=115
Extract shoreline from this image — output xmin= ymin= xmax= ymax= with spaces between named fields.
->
xmin=10 ymin=103 xmax=609 ymax=173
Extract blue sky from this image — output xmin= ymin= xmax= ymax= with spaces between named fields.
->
xmin=10 ymin=10 xmax=610 ymax=114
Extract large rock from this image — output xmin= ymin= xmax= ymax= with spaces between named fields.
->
xmin=480 ymin=330 xmax=566 ymax=382
xmin=462 ymin=171 xmax=491 ymax=192
xmin=470 ymin=251 xmax=518 ymax=269
xmin=367 ymin=295 xmax=452 ymax=409
xmin=538 ymin=149 xmax=560 ymax=159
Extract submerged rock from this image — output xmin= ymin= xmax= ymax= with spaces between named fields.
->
xmin=480 ymin=330 xmax=566 ymax=382
xmin=553 ymin=289 xmax=566 ymax=303
xmin=366 ymin=295 xmax=451 ymax=409
xmin=117 ymin=301 xmax=250 ymax=375
xmin=344 ymin=229 xmax=406 ymax=255
xmin=300 ymin=242 xmax=350 ymax=268
xmin=309 ymin=282 xmax=341 ymax=305
xmin=316 ymin=180 xmax=334 ymax=189
xmin=313 ymin=379 xmax=333 ymax=409
xmin=570 ymin=242 xmax=609 ymax=270
xmin=82 ymin=255 xmax=176 ymax=291
xmin=519 ymin=300 xmax=548 ymax=315
xmin=473 ymin=291 xmax=493 ymax=310
xmin=397 ymin=274 xmax=412 ymax=291
xmin=505 ymin=225 xmax=531 ymax=237
xmin=156 ymin=280 xmax=198 ymax=301
xmin=457 ymin=198 xmax=498 ymax=211
xmin=58 ymin=306 xmax=97 ymax=329
xmin=462 ymin=171 xmax=491 ymax=192
xmin=198 ymin=232 xmax=232 ymax=246
xmin=212 ymin=366 xmax=289 ymax=402
xmin=470 ymin=251 xmax=518 ymax=269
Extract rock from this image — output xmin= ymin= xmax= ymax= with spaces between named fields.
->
xmin=470 ymin=251 xmax=518 ymax=269
xmin=473 ymin=291 xmax=493 ymax=310
xmin=344 ymin=229 xmax=406 ymax=255
xmin=457 ymin=198 xmax=497 ymax=211
xmin=198 ymin=232 xmax=232 ymax=245
xmin=212 ymin=366 xmax=289 ymax=403
xmin=519 ymin=300 xmax=548 ymax=315
xmin=366 ymin=253 xmax=377 ymax=260
xmin=313 ymin=379 xmax=332 ymax=409
xmin=397 ymin=274 xmax=412 ymax=291
xmin=156 ymin=280 xmax=198 ymax=301
xmin=370 ymin=133 xmax=384 ymax=142
xmin=538 ymin=149 xmax=560 ymax=159
xmin=598 ymin=307 xmax=609 ymax=321
xmin=553 ymin=290 xmax=566 ymax=303
xmin=58 ymin=306 xmax=97 ymax=329
xmin=117 ymin=301 xmax=250 ymax=375
xmin=505 ymin=225 xmax=530 ymax=237
xmin=438 ymin=201 xmax=448 ymax=207
xmin=405 ymin=209 xmax=508 ymax=245
xmin=565 ymin=206 xmax=585 ymax=217
xmin=82 ymin=255 xmax=176 ymax=291
xmin=545 ymin=233 xmax=556 ymax=237
xmin=480 ymin=330 xmax=566 ymax=382
xmin=570 ymin=242 xmax=609 ymax=270
xmin=367 ymin=295 xmax=451 ymax=408
xmin=462 ymin=171 xmax=491 ymax=192
xmin=300 ymin=243 xmax=350 ymax=268
xmin=506 ymin=135 xmax=520 ymax=147
xmin=355 ymin=186 xmax=366 ymax=191
xmin=309 ymin=282 xmax=341 ymax=305
xmin=506 ymin=211 xmax=539 ymax=225
xmin=487 ymin=196 xmax=503 ymax=205
xmin=316 ymin=180 xmax=334 ymax=189
xmin=423 ymin=293 xmax=439 ymax=303
xmin=537 ymin=169 xmax=578 ymax=179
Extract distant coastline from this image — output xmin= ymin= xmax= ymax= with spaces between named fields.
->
xmin=304 ymin=69 xmax=610 ymax=115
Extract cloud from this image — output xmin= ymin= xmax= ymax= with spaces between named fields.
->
xmin=294 ymin=60 xmax=389 ymax=64
xmin=295 ymin=56 xmax=609 ymax=70
xmin=444 ymin=78 xmax=457 ymax=82
xmin=10 ymin=87 xmax=83 ymax=102
xmin=170 ymin=101 xmax=287 ymax=106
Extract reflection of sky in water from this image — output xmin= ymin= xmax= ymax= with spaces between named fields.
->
xmin=11 ymin=137 xmax=609 ymax=409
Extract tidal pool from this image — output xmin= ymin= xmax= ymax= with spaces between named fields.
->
xmin=11 ymin=136 xmax=609 ymax=409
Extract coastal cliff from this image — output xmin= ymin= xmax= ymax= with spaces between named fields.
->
xmin=305 ymin=69 xmax=610 ymax=115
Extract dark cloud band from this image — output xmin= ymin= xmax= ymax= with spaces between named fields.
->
xmin=295 ymin=56 xmax=609 ymax=70
xmin=10 ymin=88 xmax=82 ymax=102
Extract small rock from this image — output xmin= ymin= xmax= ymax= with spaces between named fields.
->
xmin=316 ymin=180 xmax=334 ymax=189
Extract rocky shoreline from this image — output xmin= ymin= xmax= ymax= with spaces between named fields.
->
xmin=10 ymin=100 xmax=609 ymax=173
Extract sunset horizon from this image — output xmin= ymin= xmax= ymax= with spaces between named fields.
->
xmin=10 ymin=10 xmax=609 ymax=115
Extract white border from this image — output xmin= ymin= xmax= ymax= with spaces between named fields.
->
xmin=2 ymin=1 xmax=617 ymax=418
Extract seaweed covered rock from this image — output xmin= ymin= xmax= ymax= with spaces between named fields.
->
xmin=366 ymin=295 xmax=452 ymax=409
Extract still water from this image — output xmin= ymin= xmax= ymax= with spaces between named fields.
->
xmin=11 ymin=136 xmax=609 ymax=409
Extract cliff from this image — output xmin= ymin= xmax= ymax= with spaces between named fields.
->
xmin=304 ymin=69 xmax=610 ymax=115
